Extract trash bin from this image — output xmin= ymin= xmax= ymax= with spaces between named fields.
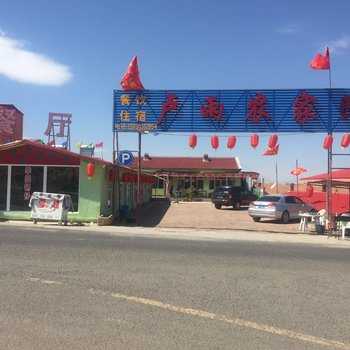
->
xmin=29 ymin=192 xmax=73 ymax=225
xmin=120 ymin=205 xmax=129 ymax=221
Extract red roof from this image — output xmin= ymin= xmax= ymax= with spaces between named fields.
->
xmin=131 ymin=156 xmax=241 ymax=171
xmin=301 ymin=169 xmax=350 ymax=185
xmin=0 ymin=139 xmax=111 ymax=166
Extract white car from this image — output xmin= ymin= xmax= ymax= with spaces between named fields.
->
xmin=248 ymin=194 xmax=315 ymax=224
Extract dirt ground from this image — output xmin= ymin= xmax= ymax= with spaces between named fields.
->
xmin=133 ymin=199 xmax=304 ymax=235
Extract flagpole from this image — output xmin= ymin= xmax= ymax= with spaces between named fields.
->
xmin=136 ymin=131 xmax=142 ymax=226
xmin=275 ymin=158 xmax=278 ymax=194
xmin=296 ymin=159 xmax=299 ymax=196
xmin=327 ymin=48 xmax=333 ymax=236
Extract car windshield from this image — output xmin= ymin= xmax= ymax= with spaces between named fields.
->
xmin=257 ymin=196 xmax=281 ymax=202
xmin=213 ymin=187 xmax=229 ymax=193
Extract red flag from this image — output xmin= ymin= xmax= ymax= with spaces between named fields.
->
xmin=95 ymin=141 xmax=103 ymax=148
xmin=263 ymin=144 xmax=279 ymax=156
xmin=290 ymin=167 xmax=307 ymax=176
xmin=120 ymin=55 xmax=145 ymax=90
xmin=310 ymin=47 xmax=330 ymax=70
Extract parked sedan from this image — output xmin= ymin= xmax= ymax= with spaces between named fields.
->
xmin=248 ymin=194 xmax=314 ymax=223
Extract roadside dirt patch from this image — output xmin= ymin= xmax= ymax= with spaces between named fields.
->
xmin=138 ymin=199 xmax=302 ymax=234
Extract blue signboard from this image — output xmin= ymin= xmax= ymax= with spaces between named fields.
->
xmin=113 ymin=89 xmax=350 ymax=133
xmin=117 ymin=150 xmax=134 ymax=166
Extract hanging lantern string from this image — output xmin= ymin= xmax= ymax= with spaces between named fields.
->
xmin=158 ymin=132 xmax=300 ymax=138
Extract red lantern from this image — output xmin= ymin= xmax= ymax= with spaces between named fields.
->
xmin=341 ymin=134 xmax=350 ymax=148
xmin=189 ymin=134 xmax=197 ymax=149
xmin=227 ymin=135 xmax=236 ymax=150
xmin=251 ymin=134 xmax=259 ymax=149
xmin=211 ymin=135 xmax=219 ymax=150
xmin=86 ymin=162 xmax=95 ymax=179
xmin=306 ymin=185 xmax=314 ymax=198
xmin=268 ymin=134 xmax=278 ymax=148
xmin=323 ymin=135 xmax=333 ymax=149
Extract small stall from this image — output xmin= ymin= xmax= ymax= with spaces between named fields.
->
xmin=29 ymin=192 xmax=73 ymax=225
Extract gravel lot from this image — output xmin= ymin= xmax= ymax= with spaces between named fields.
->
xmin=139 ymin=199 xmax=303 ymax=234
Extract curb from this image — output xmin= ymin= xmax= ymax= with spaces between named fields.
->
xmin=2 ymin=220 xmax=350 ymax=248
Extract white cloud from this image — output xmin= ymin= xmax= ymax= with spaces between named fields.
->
xmin=328 ymin=35 xmax=350 ymax=55
xmin=0 ymin=34 xmax=72 ymax=86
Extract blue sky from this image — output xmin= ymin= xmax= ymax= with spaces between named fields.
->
xmin=1 ymin=0 xmax=350 ymax=183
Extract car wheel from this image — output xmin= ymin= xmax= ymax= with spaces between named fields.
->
xmin=281 ymin=211 xmax=290 ymax=224
xmin=215 ymin=204 xmax=222 ymax=209
xmin=253 ymin=217 xmax=261 ymax=222
xmin=233 ymin=201 xmax=241 ymax=210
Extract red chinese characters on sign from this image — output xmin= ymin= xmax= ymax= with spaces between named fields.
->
xmin=341 ymin=95 xmax=350 ymax=120
xmin=246 ymin=93 xmax=271 ymax=123
xmin=201 ymin=96 xmax=224 ymax=122
xmin=44 ymin=113 xmax=72 ymax=137
xmin=0 ymin=109 xmax=17 ymax=134
xmin=157 ymin=94 xmax=178 ymax=125
xmin=293 ymin=92 xmax=317 ymax=125
xmin=24 ymin=166 xmax=31 ymax=201
xmin=0 ymin=105 xmax=23 ymax=144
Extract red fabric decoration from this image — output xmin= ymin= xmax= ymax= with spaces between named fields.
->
xmin=211 ymin=135 xmax=219 ymax=150
xmin=251 ymin=134 xmax=259 ymax=149
xmin=268 ymin=134 xmax=278 ymax=148
xmin=290 ymin=167 xmax=307 ymax=176
xmin=310 ymin=47 xmax=330 ymax=70
xmin=189 ymin=134 xmax=197 ymax=149
xmin=86 ymin=162 xmax=95 ymax=179
xmin=341 ymin=134 xmax=350 ymax=148
xmin=227 ymin=135 xmax=236 ymax=150
xmin=323 ymin=135 xmax=333 ymax=149
xmin=120 ymin=55 xmax=145 ymax=90
xmin=306 ymin=185 xmax=314 ymax=198
xmin=263 ymin=144 xmax=279 ymax=156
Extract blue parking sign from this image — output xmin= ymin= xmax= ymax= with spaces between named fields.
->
xmin=117 ymin=150 xmax=134 ymax=166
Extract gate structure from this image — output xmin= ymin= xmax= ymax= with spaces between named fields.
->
xmin=113 ymin=88 xmax=350 ymax=231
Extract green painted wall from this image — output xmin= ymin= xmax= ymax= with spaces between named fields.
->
xmin=69 ymin=160 xmax=110 ymax=222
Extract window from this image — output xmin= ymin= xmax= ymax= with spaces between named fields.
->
xmin=10 ymin=166 xmax=43 ymax=211
xmin=0 ymin=166 xmax=7 ymax=210
xmin=47 ymin=167 xmax=79 ymax=211
xmin=192 ymin=179 xmax=203 ymax=190
xmin=153 ymin=178 xmax=164 ymax=189
xmin=285 ymin=196 xmax=297 ymax=204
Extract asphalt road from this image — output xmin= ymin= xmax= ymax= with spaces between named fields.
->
xmin=1 ymin=225 xmax=350 ymax=350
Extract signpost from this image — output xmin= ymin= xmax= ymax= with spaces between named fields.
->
xmin=117 ymin=150 xmax=134 ymax=166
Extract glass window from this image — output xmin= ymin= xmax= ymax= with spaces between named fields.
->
xmin=292 ymin=196 xmax=303 ymax=204
xmin=10 ymin=166 xmax=43 ymax=211
xmin=47 ymin=167 xmax=79 ymax=211
xmin=0 ymin=166 xmax=8 ymax=210
xmin=285 ymin=196 xmax=297 ymax=204
xmin=209 ymin=180 xmax=215 ymax=190
xmin=196 ymin=179 xmax=203 ymax=190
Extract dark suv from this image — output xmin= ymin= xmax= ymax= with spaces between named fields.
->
xmin=211 ymin=186 xmax=258 ymax=210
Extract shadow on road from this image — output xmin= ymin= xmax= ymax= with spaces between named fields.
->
xmin=122 ymin=198 xmax=171 ymax=227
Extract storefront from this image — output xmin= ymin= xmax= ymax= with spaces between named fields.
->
xmin=0 ymin=139 xmax=154 ymax=222
xmin=130 ymin=154 xmax=259 ymax=199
